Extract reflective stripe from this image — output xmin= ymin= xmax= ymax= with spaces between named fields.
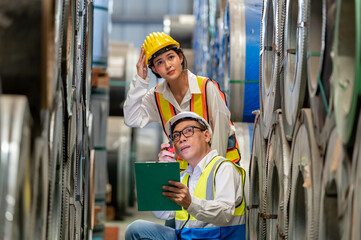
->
xmin=176 ymin=156 xmax=246 ymax=229
xmin=206 ymin=158 xmax=225 ymax=200
xmin=175 ymin=214 xmax=246 ymax=229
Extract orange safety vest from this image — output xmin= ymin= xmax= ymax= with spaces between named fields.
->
xmin=154 ymin=76 xmax=241 ymax=170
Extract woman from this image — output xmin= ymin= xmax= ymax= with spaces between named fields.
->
xmin=124 ymin=32 xmax=240 ymax=169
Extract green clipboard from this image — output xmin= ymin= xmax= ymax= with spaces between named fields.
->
xmin=134 ymin=161 xmax=182 ymax=211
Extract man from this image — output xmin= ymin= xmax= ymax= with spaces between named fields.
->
xmin=125 ymin=112 xmax=246 ymax=240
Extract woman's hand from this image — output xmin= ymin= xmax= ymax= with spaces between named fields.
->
xmin=158 ymin=142 xmax=176 ymax=162
xmin=136 ymin=47 xmax=148 ymax=80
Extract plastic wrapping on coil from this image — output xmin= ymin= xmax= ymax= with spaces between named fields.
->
xmin=222 ymin=0 xmax=261 ymax=123
xmin=260 ymin=0 xmax=283 ymax=138
xmin=288 ymin=109 xmax=323 ymax=240
xmin=333 ymin=0 xmax=361 ymax=146
xmin=248 ymin=111 xmax=267 ymax=240
xmin=0 ymin=95 xmax=32 ymax=240
xmin=318 ymin=125 xmax=351 ymax=239
xmin=264 ymin=110 xmax=291 ymax=240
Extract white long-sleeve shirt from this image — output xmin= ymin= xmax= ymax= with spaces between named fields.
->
xmin=123 ymin=70 xmax=234 ymax=157
xmin=153 ymin=150 xmax=244 ymax=226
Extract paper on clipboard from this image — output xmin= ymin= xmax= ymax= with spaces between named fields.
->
xmin=134 ymin=161 xmax=182 ymax=211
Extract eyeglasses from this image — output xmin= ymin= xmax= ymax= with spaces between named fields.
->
xmin=171 ymin=126 xmax=206 ymax=143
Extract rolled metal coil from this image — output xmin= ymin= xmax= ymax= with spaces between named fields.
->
xmin=281 ymin=0 xmax=308 ymax=141
xmin=90 ymin=88 xmax=109 ymax=149
xmin=85 ymin=0 xmax=94 ymax=128
xmin=307 ymin=0 xmax=335 ymax=148
xmin=348 ymin=111 xmax=361 ymax=240
xmin=234 ymin=122 xmax=254 ymax=206
xmin=265 ymin=110 xmax=291 ymax=240
xmin=62 ymin=0 xmax=76 ymax=116
xmin=29 ymin=111 xmax=50 ymax=240
xmin=318 ymin=125 xmax=351 ymax=240
xmin=192 ymin=0 xmax=211 ymax=77
xmin=260 ymin=0 xmax=283 ymax=138
xmin=248 ymin=111 xmax=268 ymax=239
xmin=288 ymin=109 xmax=323 ymax=240
xmin=0 ymin=95 xmax=32 ymax=240
xmin=92 ymin=0 xmax=109 ymax=69
xmin=46 ymin=88 xmax=65 ymax=240
xmin=223 ymin=0 xmax=261 ymax=123
xmin=333 ymin=0 xmax=361 ymax=146
xmin=53 ymin=0 xmax=66 ymax=98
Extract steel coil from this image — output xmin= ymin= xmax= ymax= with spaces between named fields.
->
xmin=29 ymin=111 xmax=50 ymax=240
xmin=260 ymin=0 xmax=283 ymax=138
xmin=53 ymin=0 xmax=66 ymax=97
xmin=222 ymin=0 xmax=261 ymax=123
xmin=348 ymin=111 xmax=361 ymax=240
xmin=318 ymin=125 xmax=351 ymax=240
xmin=248 ymin=111 xmax=267 ymax=239
xmin=47 ymin=88 xmax=65 ymax=240
xmin=288 ymin=109 xmax=323 ymax=240
xmin=85 ymin=0 xmax=94 ymax=128
xmin=0 ymin=95 xmax=32 ymax=240
xmin=307 ymin=0 xmax=335 ymax=148
xmin=234 ymin=122 xmax=254 ymax=206
xmin=193 ymin=0 xmax=211 ymax=77
xmin=91 ymin=88 xmax=109 ymax=148
xmin=92 ymin=0 xmax=109 ymax=69
xmin=265 ymin=110 xmax=291 ymax=240
xmin=281 ymin=0 xmax=308 ymax=141
xmin=62 ymin=0 xmax=76 ymax=116
xmin=333 ymin=0 xmax=361 ymax=145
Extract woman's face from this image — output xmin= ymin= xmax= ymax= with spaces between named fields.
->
xmin=151 ymin=50 xmax=184 ymax=81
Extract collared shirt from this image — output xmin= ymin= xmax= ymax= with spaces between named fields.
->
xmin=123 ymin=70 xmax=234 ymax=157
xmin=153 ymin=150 xmax=244 ymax=227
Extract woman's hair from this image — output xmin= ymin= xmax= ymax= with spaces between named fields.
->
xmin=148 ymin=47 xmax=188 ymax=78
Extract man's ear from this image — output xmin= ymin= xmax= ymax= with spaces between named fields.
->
xmin=204 ymin=130 xmax=211 ymax=144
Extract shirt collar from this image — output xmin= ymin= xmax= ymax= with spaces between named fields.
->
xmin=154 ymin=70 xmax=201 ymax=95
xmin=183 ymin=149 xmax=219 ymax=175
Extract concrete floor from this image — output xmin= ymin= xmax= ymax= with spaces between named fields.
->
xmin=105 ymin=205 xmax=164 ymax=240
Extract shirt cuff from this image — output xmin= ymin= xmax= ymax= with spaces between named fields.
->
xmin=136 ymin=74 xmax=150 ymax=85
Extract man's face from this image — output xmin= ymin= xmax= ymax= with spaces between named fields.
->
xmin=172 ymin=120 xmax=211 ymax=163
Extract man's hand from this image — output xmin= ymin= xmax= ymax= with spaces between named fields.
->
xmin=163 ymin=181 xmax=191 ymax=209
xmin=136 ymin=47 xmax=148 ymax=80
xmin=158 ymin=143 xmax=176 ymax=162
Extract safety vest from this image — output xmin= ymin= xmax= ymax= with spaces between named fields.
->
xmin=174 ymin=156 xmax=246 ymax=240
xmin=154 ymin=76 xmax=241 ymax=170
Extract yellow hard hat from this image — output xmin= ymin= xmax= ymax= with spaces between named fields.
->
xmin=143 ymin=32 xmax=180 ymax=65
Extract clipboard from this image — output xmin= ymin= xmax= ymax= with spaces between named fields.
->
xmin=134 ymin=161 xmax=182 ymax=211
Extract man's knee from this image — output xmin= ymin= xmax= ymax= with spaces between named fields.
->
xmin=125 ymin=219 xmax=146 ymax=239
